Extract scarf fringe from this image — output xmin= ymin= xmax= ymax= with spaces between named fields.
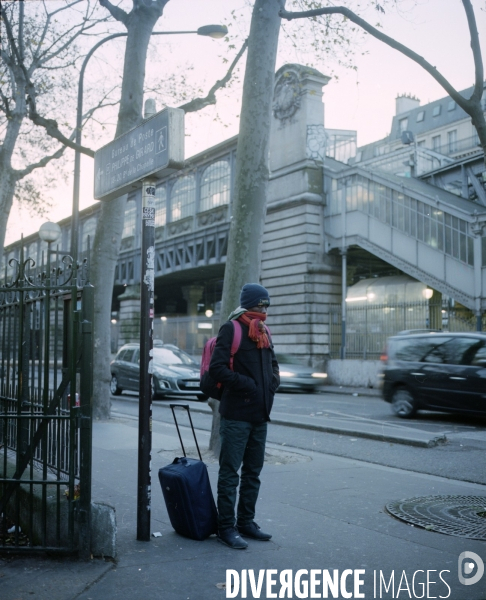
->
xmin=238 ymin=312 xmax=270 ymax=349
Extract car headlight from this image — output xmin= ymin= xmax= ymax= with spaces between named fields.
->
xmin=280 ymin=371 xmax=296 ymax=378
xmin=311 ymin=373 xmax=328 ymax=379
xmin=153 ymin=374 xmax=171 ymax=389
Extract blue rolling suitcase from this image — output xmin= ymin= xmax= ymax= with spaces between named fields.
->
xmin=158 ymin=404 xmax=218 ymax=541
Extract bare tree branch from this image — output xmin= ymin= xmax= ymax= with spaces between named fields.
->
xmin=461 ymin=0 xmax=484 ymax=101
xmin=279 ymin=5 xmax=474 ymax=111
xmin=154 ymin=0 xmax=171 ymax=10
xmin=0 ymin=88 xmax=12 ymax=119
xmin=132 ymin=0 xmax=170 ymax=13
xmin=279 ymin=2 xmax=486 ymax=167
xmin=32 ymin=1 xmax=91 ymax=66
xmin=18 ymin=0 xmax=25 ymax=62
xmin=26 ymin=96 xmax=95 ymax=158
xmin=13 ymin=143 xmax=67 ymax=180
xmin=98 ymin=0 xmax=129 ymax=26
xmin=179 ymin=38 xmax=248 ymax=113
xmin=34 ymin=16 xmax=108 ymax=70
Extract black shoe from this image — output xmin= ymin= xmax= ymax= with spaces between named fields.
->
xmin=217 ymin=527 xmax=248 ymax=549
xmin=237 ymin=521 xmax=272 ymax=541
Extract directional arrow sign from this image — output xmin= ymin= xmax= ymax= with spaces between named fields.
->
xmin=94 ymin=107 xmax=184 ymax=201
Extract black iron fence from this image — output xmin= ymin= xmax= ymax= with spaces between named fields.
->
xmin=330 ymin=301 xmax=484 ymax=359
xmin=0 ymin=247 xmax=93 ymax=555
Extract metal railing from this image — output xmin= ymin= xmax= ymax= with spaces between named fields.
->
xmin=329 ymin=301 xmax=484 ymax=359
xmin=0 ymin=249 xmax=93 ymax=555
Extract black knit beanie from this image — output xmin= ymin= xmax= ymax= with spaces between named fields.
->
xmin=239 ymin=283 xmax=270 ymax=309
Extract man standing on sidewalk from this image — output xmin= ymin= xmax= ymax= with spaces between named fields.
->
xmin=208 ymin=283 xmax=280 ymax=549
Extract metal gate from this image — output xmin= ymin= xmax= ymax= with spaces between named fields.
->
xmin=330 ymin=301 xmax=485 ymax=359
xmin=0 ymin=246 xmax=93 ymax=556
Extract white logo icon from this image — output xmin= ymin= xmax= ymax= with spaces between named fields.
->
xmin=458 ymin=551 xmax=484 ymax=585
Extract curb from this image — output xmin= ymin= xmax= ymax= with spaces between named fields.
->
xmin=112 ymin=395 xmax=446 ymax=448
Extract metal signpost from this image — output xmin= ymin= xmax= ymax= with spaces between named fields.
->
xmin=94 ymin=107 xmax=184 ymax=541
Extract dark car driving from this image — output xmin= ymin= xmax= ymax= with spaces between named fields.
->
xmin=110 ymin=343 xmax=206 ymax=401
xmin=381 ymin=331 xmax=486 ymax=418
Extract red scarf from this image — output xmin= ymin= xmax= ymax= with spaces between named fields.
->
xmin=238 ymin=312 xmax=270 ymax=349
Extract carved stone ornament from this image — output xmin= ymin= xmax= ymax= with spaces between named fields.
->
xmin=470 ymin=220 xmax=485 ymax=237
xmin=168 ymin=218 xmax=192 ymax=237
xmin=198 ymin=206 xmax=227 ymax=227
xmin=273 ymin=70 xmax=302 ymax=122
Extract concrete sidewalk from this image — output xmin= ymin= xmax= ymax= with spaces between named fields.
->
xmin=1 ymin=413 xmax=485 ymax=600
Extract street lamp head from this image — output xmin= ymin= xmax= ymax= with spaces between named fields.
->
xmin=197 ymin=24 xmax=228 ymax=39
xmin=39 ymin=221 xmax=61 ymax=244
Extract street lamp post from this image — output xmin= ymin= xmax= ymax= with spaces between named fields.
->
xmin=71 ymin=23 xmax=227 ymax=545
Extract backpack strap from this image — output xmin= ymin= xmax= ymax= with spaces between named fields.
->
xmin=229 ymin=320 xmax=242 ymax=370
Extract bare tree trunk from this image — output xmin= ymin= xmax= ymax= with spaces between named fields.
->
xmin=0 ymin=172 xmax=17 ymax=252
xmin=470 ymin=105 xmax=486 ymax=170
xmin=90 ymin=195 xmax=127 ymax=419
xmin=208 ymin=0 xmax=284 ymax=454
xmin=91 ymin=3 xmax=166 ymax=419
xmin=0 ymin=75 xmax=26 ymax=252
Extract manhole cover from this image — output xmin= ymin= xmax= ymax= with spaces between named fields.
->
xmin=386 ymin=495 xmax=486 ymax=540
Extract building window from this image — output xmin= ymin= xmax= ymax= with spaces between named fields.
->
xmin=122 ymin=200 xmax=137 ymax=239
xmin=432 ymin=135 xmax=441 ymax=152
xmin=329 ymin=174 xmax=473 ymax=266
xmin=199 ymin=160 xmax=231 ymax=212
xmin=81 ymin=217 xmax=96 ymax=251
xmin=417 ymin=140 xmax=426 ymax=147
xmin=170 ymin=174 xmax=196 ymax=222
xmin=432 ymin=105 xmax=442 ymax=117
xmin=155 ymin=185 xmax=167 ymax=227
xmin=448 ymin=100 xmax=456 ymax=112
xmin=447 ymin=130 xmax=457 ymax=153
xmin=416 ymin=111 xmax=425 ymax=123
xmin=399 ymin=118 xmax=408 ymax=132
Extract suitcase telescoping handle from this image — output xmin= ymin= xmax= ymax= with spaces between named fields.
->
xmin=169 ymin=404 xmax=203 ymax=462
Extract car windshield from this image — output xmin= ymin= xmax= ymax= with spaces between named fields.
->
xmin=153 ymin=347 xmax=197 ymax=366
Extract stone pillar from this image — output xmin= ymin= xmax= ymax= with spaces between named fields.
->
xmin=117 ymin=284 xmax=141 ymax=347
xmin=264 ymin=64 xmax=341 ymax=366
xmin=181 ymin=285 xmax=204 ymax=316
xmin=429 ymin=290 xmax=443 ymax=330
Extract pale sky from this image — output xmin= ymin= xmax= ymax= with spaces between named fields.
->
xmin=5 ymin=0 xmax=486 ymax=245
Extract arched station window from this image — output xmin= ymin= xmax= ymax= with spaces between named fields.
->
xmin=170 ymin=175 xmax=196 ymax=222
xmin=199 ymin=160 xmax=231 ymax=212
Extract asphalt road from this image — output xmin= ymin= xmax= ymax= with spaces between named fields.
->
xmin=110 ymin=389 xmax=486 ymax=486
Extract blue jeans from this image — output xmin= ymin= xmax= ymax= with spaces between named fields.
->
xmin=217 ymin=418 xmax=268 ymax=530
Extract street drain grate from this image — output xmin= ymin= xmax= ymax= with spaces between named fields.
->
xmin=385 ymin=495 xmax=486 ymax=540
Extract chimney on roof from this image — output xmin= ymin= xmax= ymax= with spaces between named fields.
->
xmin=396 ymin=93 xmax=420 ymax=115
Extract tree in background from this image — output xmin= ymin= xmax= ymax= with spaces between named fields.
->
xmin=89 ymin=0 xmax=244 ymax=418
xmin=279 ymin=0 xmax=486 ymax=168
xmin=5 ymin=0 xmax=245 ymax=418
xmin=208 ymin=0 xmax=284 ymax=453
xmin=0 ymin=0 xmax=107 ymax=252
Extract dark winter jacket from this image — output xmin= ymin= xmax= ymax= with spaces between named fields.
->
xmin=208 ymin=319 xmax=280 ymax=423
